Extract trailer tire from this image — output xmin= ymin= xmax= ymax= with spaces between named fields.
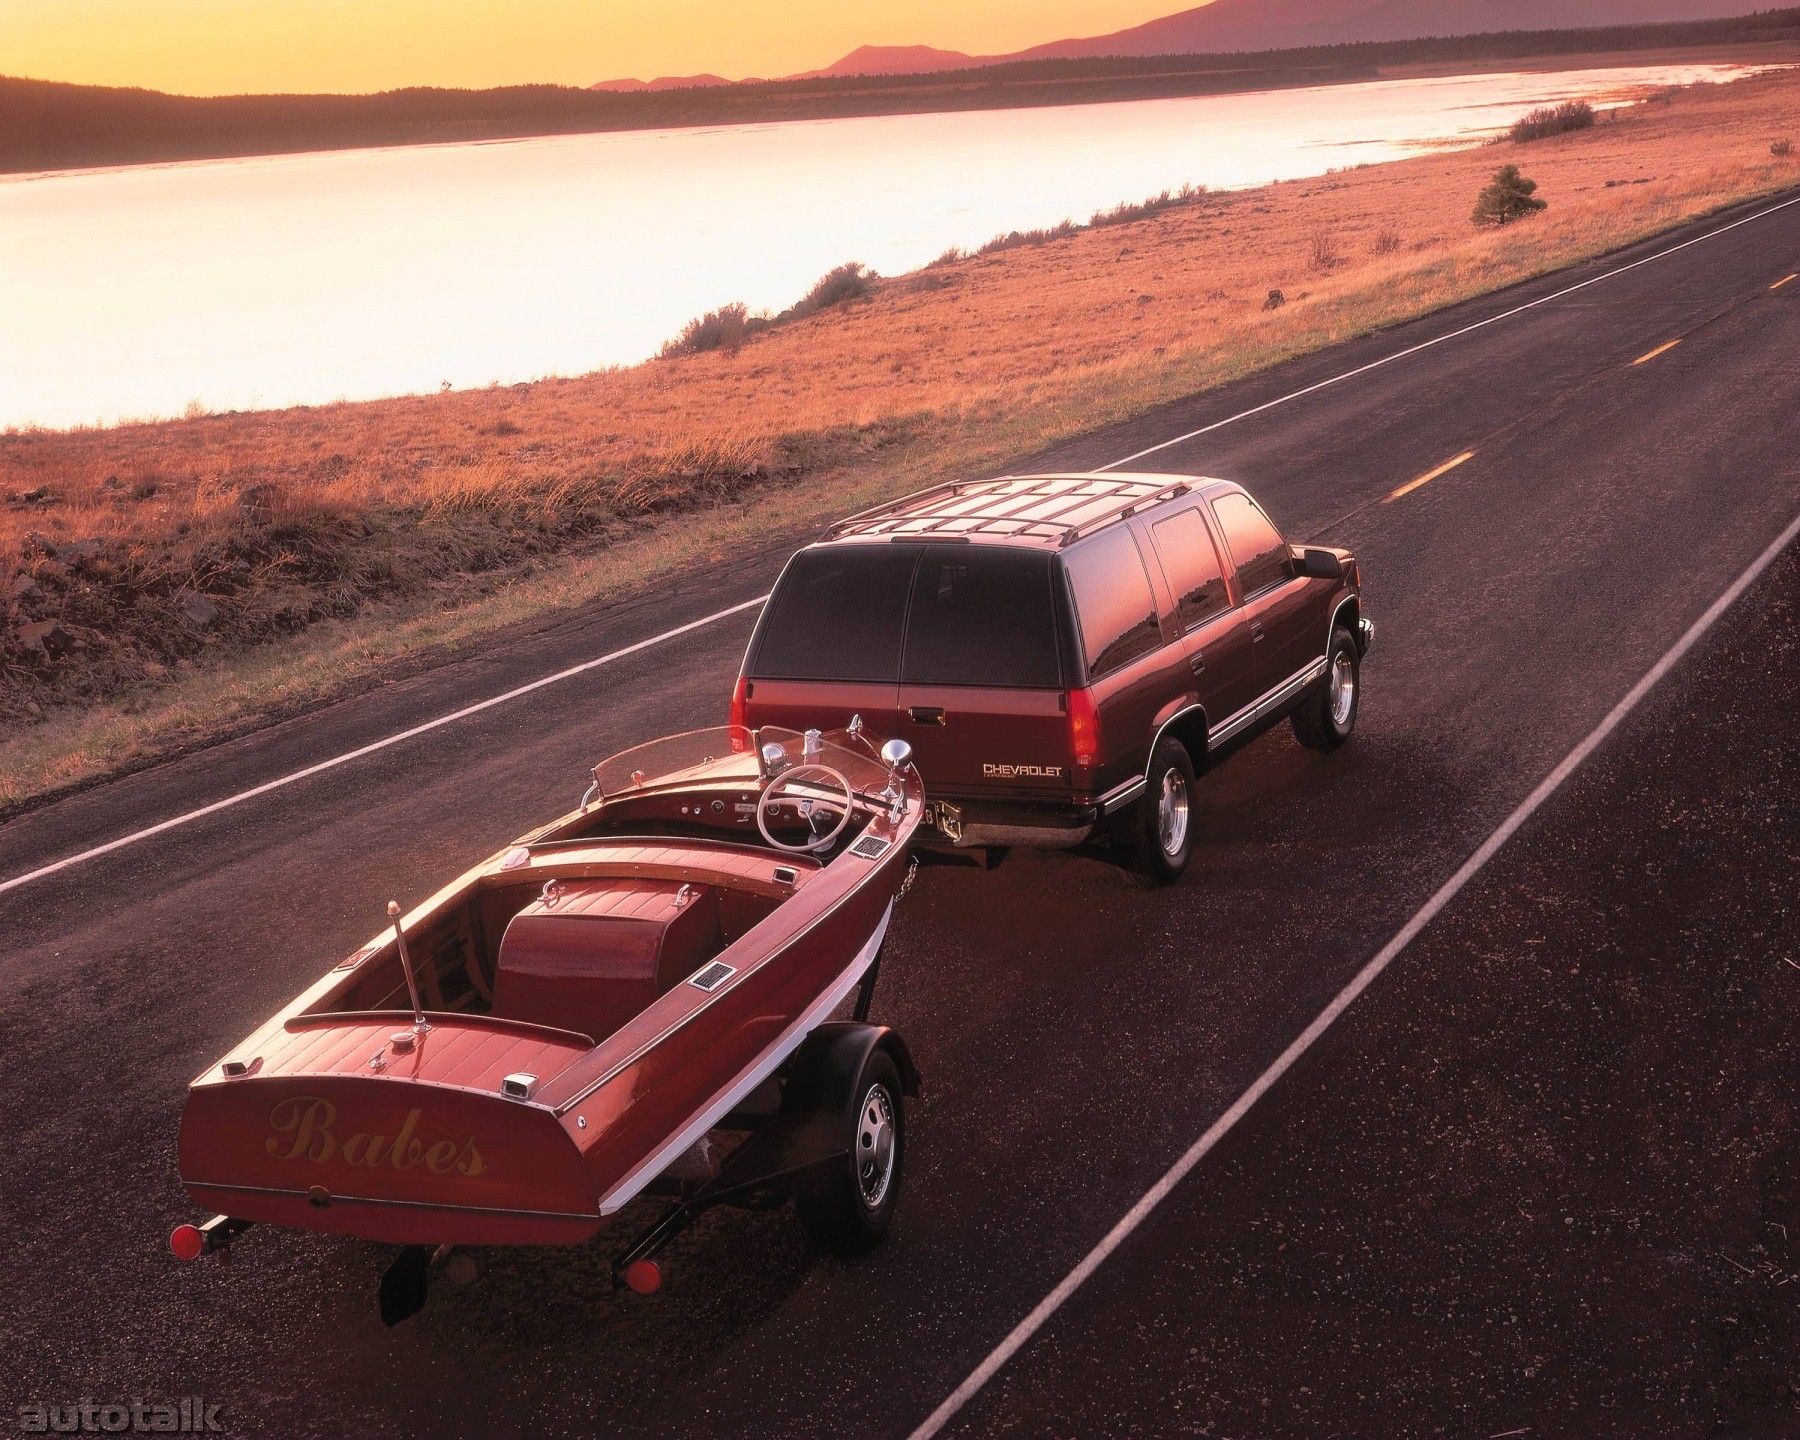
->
xmin=795 ymin=1048 xmax=904 ymax=1256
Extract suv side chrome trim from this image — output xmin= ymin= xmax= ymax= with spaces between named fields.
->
xmin=1326 ymin=592 xmax=1360 ymax=653
xmin=1106 ymin=654 xmax=1329 ymax=794
xmin=1207 ymin=656 xmax=1331 ymax=752
xmin=1146 ymin=701 xmax=1208 ymax=768
xmin=1098 ymin=775 xmax=1146 ymax=814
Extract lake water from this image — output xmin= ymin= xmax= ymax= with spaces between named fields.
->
xmin=0 ymin=61 xmax=1774 ymax=430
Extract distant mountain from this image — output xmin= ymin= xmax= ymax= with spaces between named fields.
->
xmin=588 ymin=74 xmax=731 ymax=92
xmin=793 ymin=44 xmax=978 ymax=78
xmin=799 ymin=0 xmax=1761 ymax=77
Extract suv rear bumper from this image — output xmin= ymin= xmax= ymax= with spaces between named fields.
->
xmin=922 ymin=797 xmax=1097 ymax=850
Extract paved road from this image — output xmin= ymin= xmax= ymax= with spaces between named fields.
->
xmin=3 ymin=190 xmax=1797 ymax=1438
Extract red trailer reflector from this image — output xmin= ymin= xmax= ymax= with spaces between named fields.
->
xmin=169 ymin=1224 xmax=204 ymax=1262
xmin=624 ymin=1259 xmax=663 ymax=1295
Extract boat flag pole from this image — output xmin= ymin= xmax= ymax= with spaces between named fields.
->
xmin=387 ymin=900 xmax=431 ymax=1039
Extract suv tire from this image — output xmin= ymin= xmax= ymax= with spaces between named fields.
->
xmin=1126 ymin=735 xmax=1197 ymax=886
xmin=1292 ymin=625 xmax=1360 ymax=752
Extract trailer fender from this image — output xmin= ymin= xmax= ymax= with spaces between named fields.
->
xmin=782 ymin=1022 xmax=921 ymax=1147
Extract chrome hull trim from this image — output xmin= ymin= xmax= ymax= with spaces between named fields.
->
xmin=596 ymin=903 xmax=892 ymax=1215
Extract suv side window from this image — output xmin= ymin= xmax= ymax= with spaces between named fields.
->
xmin=1211 ymin=493 xmax=1291 ymax=597
xmin=1150 ymin=507 xmax=1230 ymax=632
xmin=1062 ymin=527 xmax=1161 ymax=679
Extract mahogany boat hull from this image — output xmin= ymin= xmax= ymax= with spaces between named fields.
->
xmin=174 ymin=726 xmax=919 ymax=1252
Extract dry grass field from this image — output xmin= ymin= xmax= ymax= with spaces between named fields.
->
xmin=2 ymin=63 xmax=1796 ymax=809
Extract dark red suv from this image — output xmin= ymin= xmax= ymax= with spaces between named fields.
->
xmin=731 ymin=473 xmax=1372 ymax=882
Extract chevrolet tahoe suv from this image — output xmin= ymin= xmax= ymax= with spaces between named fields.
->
xmin=731 ymin=473 xmax=1372 ymax=883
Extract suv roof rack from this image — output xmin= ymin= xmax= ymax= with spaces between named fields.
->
xmin=821 ymin=473 xmax=1193 ymax=548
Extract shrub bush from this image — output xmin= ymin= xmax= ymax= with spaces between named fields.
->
xmin=793 ymin=262 xmax=874 ymax=315
xmin=1473 ymin=164 xmax=1546 ymax=227
xmin=659 ymin=301 xmax=765 ymax=358
xmin=1508 ymin=100 xmax=1596 ymax=143
xmin=1370 ymin=228 xmax=1403 ymax=256
xmin=976 ymin=220 xmax=1078 ymax=257
xmin=1773 ymin=138 xmax=1795 ymax=158
xmin=1090 ymin=183 xmax=1206 ymax=229
xmin=1309 ymin=230 xmax=1342 ymax=271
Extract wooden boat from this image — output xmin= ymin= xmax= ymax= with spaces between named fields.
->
xmin=171 ymin=722 xmax=922 ymax=1320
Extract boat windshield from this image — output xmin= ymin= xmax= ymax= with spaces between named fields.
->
xmin=591 ymin=725 xmax=891 ymax=799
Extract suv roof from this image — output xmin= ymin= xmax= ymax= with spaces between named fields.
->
xmin=820 ymin=472 xmax=1235 ymax=550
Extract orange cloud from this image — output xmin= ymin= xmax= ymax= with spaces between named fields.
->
xmin=6 ymin=0 xmax=1193 ymax=95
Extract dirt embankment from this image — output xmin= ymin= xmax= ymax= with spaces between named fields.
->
xmin=2 ymin=66 xmax=1797 ymax=808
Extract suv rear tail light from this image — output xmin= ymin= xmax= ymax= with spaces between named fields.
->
xmin=1067 ymin=688 xmax=1104 ymax=771
xmin=729 ymin=676 xmax=754 ymax=752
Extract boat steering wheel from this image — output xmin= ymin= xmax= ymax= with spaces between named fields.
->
xmin=757 ymin=764 xmax=855 ymax=853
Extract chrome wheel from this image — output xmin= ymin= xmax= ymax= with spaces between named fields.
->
xmin=1329 ymin=650 xmax=1356 ymax=728
xmin=1156 ymin=765 xmax=1190 ymax=857
xmin=856 ymin=1084 xmax=896 ymax=1209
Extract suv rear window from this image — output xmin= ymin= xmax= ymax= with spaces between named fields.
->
xmin=1062 ymin=527 xmax=1161 ymax=679
xmin=750 ymin=544 xmax=919 ymax=681
xmin=901 ymin=545 xmax=1061 ymax=688
xmin=1212 ymin=493 xmax=1291 ymax=596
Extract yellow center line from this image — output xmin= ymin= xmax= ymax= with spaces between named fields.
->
xmin=1386 ymin=449 xmax=1475 ymax=503
xmin=1632 ymin=338 xmax=1681 ymax=365
xmin=1773 ymin=273 xmax=1798 ymax=290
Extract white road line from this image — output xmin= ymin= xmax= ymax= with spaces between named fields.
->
xmin=0 ymin=596 xmax=767 ymax=897
xmin=1097 ymin=194 xmax=1800 ymax=471
xmin=3 ymin=192 xmax=1795 ymax=895
xmin=907 ymin=506 xmax=1800 ymax=1440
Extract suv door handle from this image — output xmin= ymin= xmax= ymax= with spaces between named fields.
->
xmin=1189 ymin=651 xmax=1206 ymax=674
xmin=1249 ymin=622 xmax=1265 ymax=642
xmin=908 ymin=705 xmax=946 ymax=726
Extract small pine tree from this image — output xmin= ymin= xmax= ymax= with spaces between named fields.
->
xmin=1472 ymin=164 xmax=1547 ymax=227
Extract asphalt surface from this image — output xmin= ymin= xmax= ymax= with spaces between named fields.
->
xmin=3 ymin=189 xmax=1798 ymax=1438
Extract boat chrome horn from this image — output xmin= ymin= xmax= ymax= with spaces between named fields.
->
xmin=386 ymin=899 xmax=431 ymax=1047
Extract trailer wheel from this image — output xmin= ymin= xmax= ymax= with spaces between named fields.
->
xmin=795 ymin=1048 xmax=904 ymax=1256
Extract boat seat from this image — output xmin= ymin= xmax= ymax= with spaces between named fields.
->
xmin=492 ymin=877 xmax=722 ymax=1044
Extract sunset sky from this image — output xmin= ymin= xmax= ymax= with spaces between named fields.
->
xmin=6 ymin=0 xmax=1189 ymax=95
